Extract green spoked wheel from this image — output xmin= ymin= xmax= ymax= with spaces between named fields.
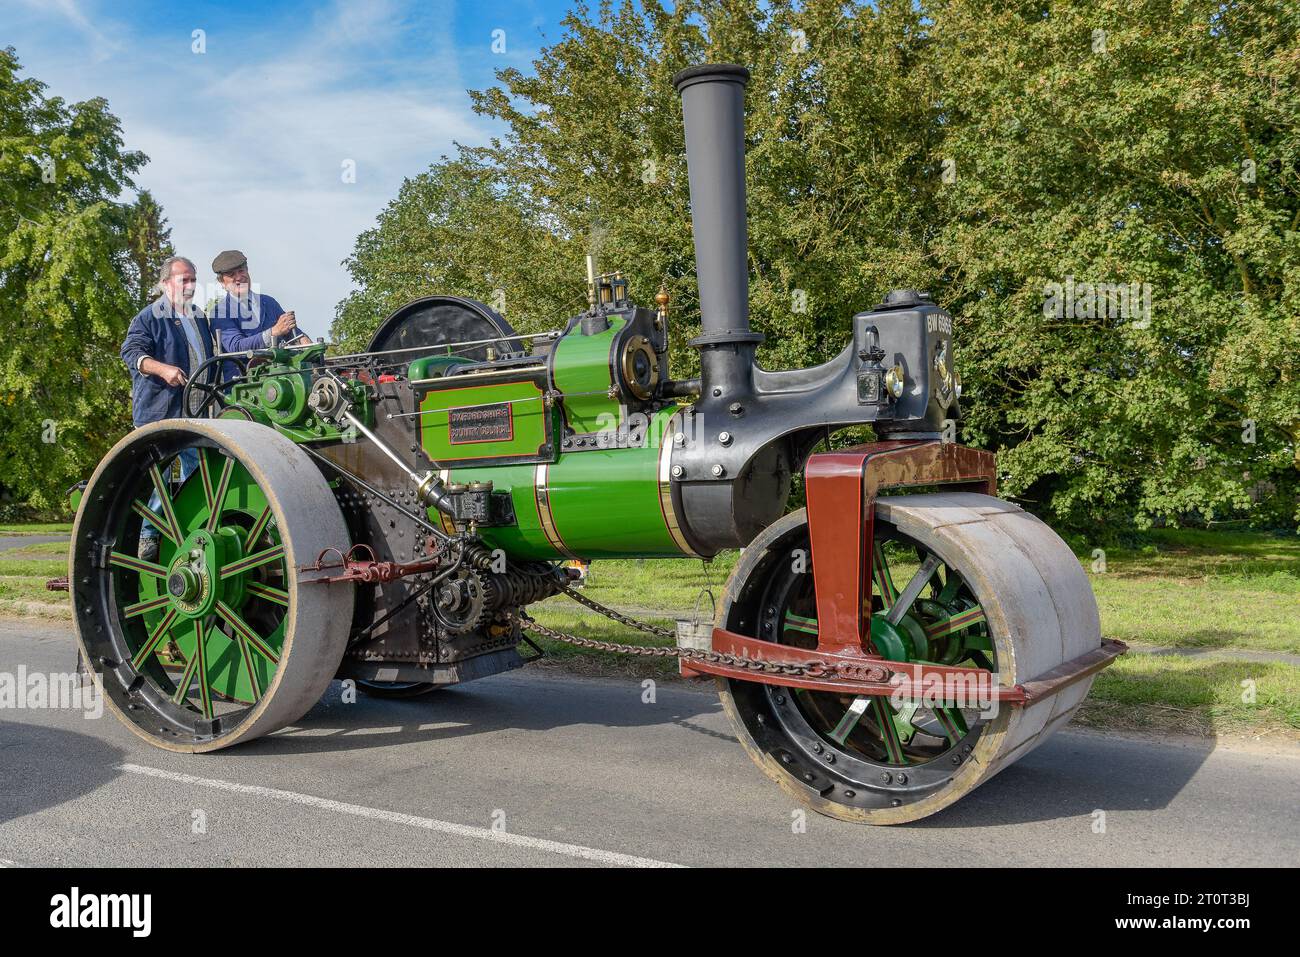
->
xmin=71 ymin=420 xmax=354 ymax=752
xmin=717 ymin=493 xmax=1102 ymax=824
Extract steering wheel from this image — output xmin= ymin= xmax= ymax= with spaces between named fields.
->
xmin=182 ymin=353 xmax=249 ymax=418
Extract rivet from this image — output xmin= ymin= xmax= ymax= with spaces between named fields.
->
xmin=896 ymin=772 xmax=907 ymax=784
xmin=811 ymin=742 xmax=823 ymax=753
xmin=881 ymin=772 xmax=892 ymax=783
xmin=844 ymin=790 xmax=856 ymax=798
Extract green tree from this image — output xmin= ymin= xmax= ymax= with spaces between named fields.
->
xmin=932 ymin=0 xmax=1300 ymax=528
xmin=123 ymin=188 xmax=174 ymax=307
xmin=335 ymin=0 xmax=944 ymax=376
xmin=0 ymin=47 xmax=146 ymax=514
xmin=334 ymin=0 xmax=1298 ymax=530
xmin=333 ymin=156 xmax=577 ymax=351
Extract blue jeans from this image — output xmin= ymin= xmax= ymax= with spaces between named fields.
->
xmin=140 ymin=448 xmax=199 ymax=540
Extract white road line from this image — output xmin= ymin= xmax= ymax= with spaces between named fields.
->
xmin=117 ymin=764 xmax=683 ymax=868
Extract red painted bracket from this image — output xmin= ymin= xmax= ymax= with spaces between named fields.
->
xmin=685 ymin=630 xmax=1126 ymax=705
xmin=298 ymin=544 xmax=442 ymax=585
xmin=803 ymin=440 xmax=997 ymax=654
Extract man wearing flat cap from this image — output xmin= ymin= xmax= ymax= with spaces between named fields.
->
xmin=208 ymin=250 xmax=310 ymax=364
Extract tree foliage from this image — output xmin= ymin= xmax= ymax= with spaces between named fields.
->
xmin=124 ymin=189 xmax=174 ymax=306
xmin=0 ymin=47 xmax=168 ymax=514
xmin=334 ymin=0 xmax=1298 ymax=530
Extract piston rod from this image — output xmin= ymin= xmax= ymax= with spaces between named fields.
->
xmin=340 ymin=409 xmax=455 ymax=515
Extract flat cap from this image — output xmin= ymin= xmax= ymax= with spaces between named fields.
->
xmin=211 ymin=249 xmax=247 ymax=274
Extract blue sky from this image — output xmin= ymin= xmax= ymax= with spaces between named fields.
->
xmin=5 ymin=0 xmax=579 ymax=337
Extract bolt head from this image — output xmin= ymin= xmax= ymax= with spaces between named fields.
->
xmin=718 ymin=431 xmax=732 ymax=445
xmin=711 ymin=464 xmax=725 ymax=477
xmin=673 ymin=431 xmax=686 ymax=446
xmin=670 ymin=464 xmax=684 ymax=479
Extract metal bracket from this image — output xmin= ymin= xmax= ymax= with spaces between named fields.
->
xmin=804 ymin=440 xmax=996 ymax=654
xmin=685 ymin=632 xmax=1127 ymax=705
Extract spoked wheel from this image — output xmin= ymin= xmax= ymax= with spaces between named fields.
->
xmin=717 ymin=493 xmax=1101 ymax=824
xmin=355 ymin=680 xmax=440 ymax=699
xmin=182 ymin=354 xmax=248 ymax=418
xmin=71 ymin=420 xmax=354 ymax=752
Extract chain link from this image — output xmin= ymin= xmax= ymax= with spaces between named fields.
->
xmin=557 ymin=583 xmax=675 ymax=639
xmin=509 ymin=585 xmax=883 ymax=680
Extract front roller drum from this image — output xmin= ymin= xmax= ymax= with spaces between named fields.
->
xmin=717 ymin=493 xmax=1102 ymax=824
xmin=70 ymin=419 xmax=354 ymax=752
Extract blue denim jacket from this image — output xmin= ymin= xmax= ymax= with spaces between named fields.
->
xmin=120 ymin=297 xmax=215 ymax=426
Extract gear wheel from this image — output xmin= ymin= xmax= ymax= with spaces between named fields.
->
xmin=432 ymin=567 xmax=494 ymax=635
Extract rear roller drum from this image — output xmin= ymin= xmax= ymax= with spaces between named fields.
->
xmin=70 ymin=420 xmax=354 ymax=752
xmin=717 ymin=493 xmax=1101 ymax=824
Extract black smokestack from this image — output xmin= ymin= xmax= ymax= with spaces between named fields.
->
xmin=673 ymin=64 xmax=763 ymax=394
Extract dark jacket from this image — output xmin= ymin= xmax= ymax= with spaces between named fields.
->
xmin=209 ymin=291 xmax=296 ymax=382
xmin=120 ymin=297 xmax=215 ymax=426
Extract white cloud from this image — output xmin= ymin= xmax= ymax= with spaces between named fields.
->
xmin=10 ymin=0 xmax=508 ymax=338
xmin=11 ymin=0 xmax=123 ymax=58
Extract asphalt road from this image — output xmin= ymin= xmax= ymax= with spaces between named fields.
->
xmin=0 ymin=535 xmax=66 ymax=552
xmin=1 ymin=618 xmax=1296 ymax=867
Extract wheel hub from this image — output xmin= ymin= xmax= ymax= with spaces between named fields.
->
xmin=167 ymin=567 xmax=200 ymax=601
xmin=165 ymin=533 xmax=219 ymax=617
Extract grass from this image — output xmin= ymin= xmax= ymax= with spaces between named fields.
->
xmin=1084 ymin=527 xmax=1300 ymax=654
xmin=575 ymin=555 xmax=739 ymax=615
xmin=3 ymin=522 xmax=1298 ymax=740
xmin=0 ymin=537 xmax=69 ymax=611
xmin=1075 ymin=654 xmax=1300 ymax=738
xmin=0 ymin=523 xmax=73 ymax=535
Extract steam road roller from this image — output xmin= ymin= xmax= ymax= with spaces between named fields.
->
xmin=66 ymin=64 xmax=1125 ymax=823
